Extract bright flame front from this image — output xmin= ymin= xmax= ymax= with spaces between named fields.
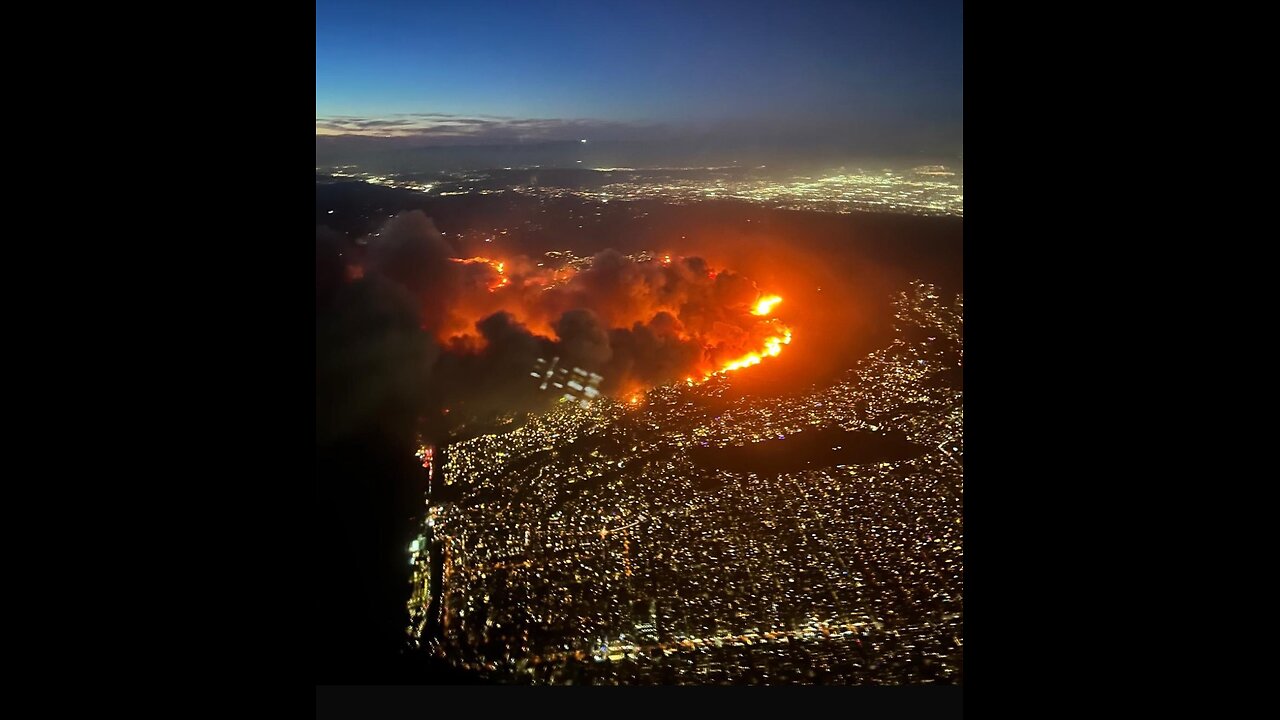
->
xmin=450 ymin=256 xmax=509 ymax=291
xmin=752 ymin=295 xmax=782 ymax=316
xmin=718 ymin=328 xmax=792 ymax=374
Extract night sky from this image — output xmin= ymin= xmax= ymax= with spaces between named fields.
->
xmin=317 ymin=0 xmax=962 ymax=154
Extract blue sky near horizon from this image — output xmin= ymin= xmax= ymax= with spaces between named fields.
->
xmin=316 ymin=0 xmax=961 ymax=151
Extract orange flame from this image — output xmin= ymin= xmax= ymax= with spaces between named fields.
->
xmin=440 ymin=252 xmax=795 ymax=385
xmin=718 ymin=328 xmax=793 ymax=373
xmin=451 ymin=256 xmax=508 ymax=291
xmin=752 ymin=295 xmax=782 ymax=316
xmin=704 ymin=295 xmax=791 ymax=377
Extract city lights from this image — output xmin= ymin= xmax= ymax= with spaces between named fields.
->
xmin=409 ymin=282 xmax=963 ymax=684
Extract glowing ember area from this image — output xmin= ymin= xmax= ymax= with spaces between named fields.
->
xmin=752 ymin=295 xmax=782 ymax=316
xmin=717 ymin=329 xmax=793 ymax=374
xmin=414 ymin=444 xmax=435 ymax=475
xmin=376 ymin=223 xmax=799 ymax=400
xmin=450 ymin=256 xmax=509 ymax=291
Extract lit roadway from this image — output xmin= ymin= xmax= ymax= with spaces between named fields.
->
xmin=513 ymin=619 xmax=883 ymax=669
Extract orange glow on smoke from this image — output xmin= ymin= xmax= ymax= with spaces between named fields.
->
xmin=717 ymin=328 xmax=793 ymax=374
xmin=450 ymin=256 xmax=508 ymax=291
xmin=752 ymin=295 xmax=782 ymax=316
xmin=704 ymin=295 xmax=790 ymax=377
xmin=439 ymin=251 xmax=795 ymax=389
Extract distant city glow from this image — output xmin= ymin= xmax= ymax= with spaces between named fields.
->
xmin=318 ymin=165 xmax=964 ymax=217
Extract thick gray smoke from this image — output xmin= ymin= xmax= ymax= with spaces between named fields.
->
xmin=318 ymin=210 xmax=790 ymax=435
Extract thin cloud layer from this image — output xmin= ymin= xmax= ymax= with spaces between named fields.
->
xmin=316 ymin=113 xmax=657 ymax=144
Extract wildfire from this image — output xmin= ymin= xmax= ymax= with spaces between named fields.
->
xmin=414 ymin=444 xmax=435 ymax=474
xmin=707 ymin=295 xmax=791 ymax=376
xmin=439 ymin=247 xmax=795 ymax=388
xmin=450 ymin=256 xmax=509 ymax=291
xmin=718 ymin=328 xmax=793 ymax=374
xmin=752 ymin=295 xmax=782 ymax=316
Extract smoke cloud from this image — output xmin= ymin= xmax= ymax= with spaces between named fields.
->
xmin=317 ymin=210 xmax=795 ymax=432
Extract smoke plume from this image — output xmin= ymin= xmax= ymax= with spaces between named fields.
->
xmin=319 ymin=210 xmax=794 ymax=432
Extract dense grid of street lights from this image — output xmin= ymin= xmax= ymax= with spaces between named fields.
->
xmin=571 ymin=167 xmax=963 ymax=217
xmin=319 ymin=165 xmax=963 ymax=217
xmin=410 ymin=282 xmax=962 ymax=684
